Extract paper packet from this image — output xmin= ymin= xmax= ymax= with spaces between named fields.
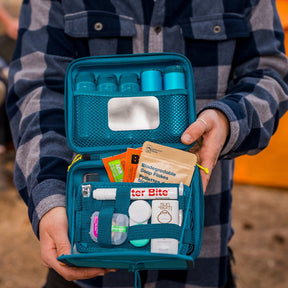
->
xmin=102 ymin=152 xmax=126 ymax=182
xmin=123 ymin=148 xmax=142 ymax=182
xmin=134 ymin=141 xmax=197 ymax=186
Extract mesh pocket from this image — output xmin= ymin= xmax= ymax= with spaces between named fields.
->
xmin=73 ymin=91 xmax=189 ymax=149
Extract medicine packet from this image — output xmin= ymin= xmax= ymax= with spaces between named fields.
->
xmin=134 ymin=141 xmax=197 ymax=186
xmin=102 ymin=152 xmax=126 ymax=182
xmin=123 ymin=148 xmax=142 ymax=182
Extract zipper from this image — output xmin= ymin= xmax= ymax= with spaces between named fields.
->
xmin=196 ymin=163 xmax=209 ymax=175
xmin=67 ymin=154 xmax=83 ymax=172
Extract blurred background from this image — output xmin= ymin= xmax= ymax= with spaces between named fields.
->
xmin=0 ymin=0 xmax=287 ymax=287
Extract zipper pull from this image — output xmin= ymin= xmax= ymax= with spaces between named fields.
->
xmin=67 ymin=154 xmax=82 ymax=172
xmin=196 ymin=163 xmax=209 ymax=175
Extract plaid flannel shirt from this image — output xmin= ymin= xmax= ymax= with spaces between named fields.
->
xmin=6 ymin=0 xmax=288 ymax=287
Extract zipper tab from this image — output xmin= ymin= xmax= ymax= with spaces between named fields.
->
xmin=196 ymin=163 xmax=209 ymax=175
xmin=67 ymin=154 xmax=83 ymax=172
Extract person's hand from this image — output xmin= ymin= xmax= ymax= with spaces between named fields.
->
xmin=39 ymin=207 xmax=115 ymax=281
xmin=181 ymin=109 xmax=229 ymax=192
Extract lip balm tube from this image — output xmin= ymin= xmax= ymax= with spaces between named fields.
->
xmin=178 ymin=182 xmax=184 ymax=226
xmin=93 ymin=187 xmax=178 ymax=200
xmin=163 ymin=65 xmax=189 ymax=137
xmin=75 ymin=72 xmax=96 ymax=138
xmin=151 ymin=200 xmax=179 ymax=254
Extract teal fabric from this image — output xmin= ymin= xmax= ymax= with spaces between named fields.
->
xmin=60 ymin=53 xmax=204 ymax=271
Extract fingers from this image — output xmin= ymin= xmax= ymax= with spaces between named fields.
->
xmin=181 ymin=117 xmax=208 ymax=145
xmin=39 ymin=207 xmax=113 ymax=281
xmin=181 ymin=110 xmax=230 ymax=192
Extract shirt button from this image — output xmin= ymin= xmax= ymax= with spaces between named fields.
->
xmin=213 ymin=25 xmax=221 ymax=34
xmin=94 ymin=22 xmax=103 ymax=31
xmin=154 ymin=25 xmax=162 ymax=34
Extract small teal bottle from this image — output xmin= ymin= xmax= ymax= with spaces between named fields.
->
xmin=163 ymin=65 xmax=188 ymax=137
xmin=119 ymin=73 xmax=140 ymax=92
xmin=140 ymin=69 xmax=162 ymax=91
xmin=75 ymin=72 xmax=96 ymax=139
xmin=97 ymin=73 xmax=118 ymax=92
xmin=76 ymin=72 xmax=96 ymax=91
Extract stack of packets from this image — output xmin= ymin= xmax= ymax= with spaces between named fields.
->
xmin=103 ymin=141 xmax=198 ymax=186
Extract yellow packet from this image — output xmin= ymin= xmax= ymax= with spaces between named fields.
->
xmin=134 ymin=141 xmax=197 ymax=186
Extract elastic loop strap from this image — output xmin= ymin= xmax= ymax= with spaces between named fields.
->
xmin=115 ymin=187 xmax=130 ymax=214
xmin=128 ymin=223 xmax=181 ymax=241
xmin=98 ymin=206 xmax=114 ymax=247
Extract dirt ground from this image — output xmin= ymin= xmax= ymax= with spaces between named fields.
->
xmin=0 ymin=151 xmax=287 ymax=288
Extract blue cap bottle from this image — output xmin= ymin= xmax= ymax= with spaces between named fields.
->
xmin=119 ymin=73 xmax=140 ymax=92
xmin=97 ymin=73 xmax=118 ymax=92
xmin=76 ymin=72 xmax=96 ymax=91
xmin=163 ymin=65 xmax=185 ymax=90
xmin=141 ymin=69 xmax=162 ymax=91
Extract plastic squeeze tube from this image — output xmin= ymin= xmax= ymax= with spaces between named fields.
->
xmin=140 ymin=69 xmax=162 ymax=91
xmin=75 ymin=72 xmax=96 ymax=139
xmin=119 ymin=73 xmax=140 ymax=92
xmin=163 ymin=65 xmax=188 ymax=136
xmin=97 ymin=73 xmax=118 ymax=92
xmin=93 ymin=187 xmax=178 ymax=200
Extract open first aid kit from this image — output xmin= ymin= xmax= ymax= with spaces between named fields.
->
xmin=58 ymin=53 xmax=204 ymax=273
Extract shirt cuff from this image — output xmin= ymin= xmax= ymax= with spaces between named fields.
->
xmin=199 ymin=100 xmax=240 ymax=157
xmin=30 ymin=179 xmax=66 ymax=238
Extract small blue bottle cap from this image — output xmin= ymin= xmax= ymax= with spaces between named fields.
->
xmin=119 ymin=73 xmax=140 ymax=92
xmin=97 ymin=73 xmax=118 ymax=92
xmin=76 ymin=72 xmax=96 ymax=90
xmin=163 ymin=65 xmax=185 ymax=90
xmin=141 ymin=69 xmax=162 ymax=91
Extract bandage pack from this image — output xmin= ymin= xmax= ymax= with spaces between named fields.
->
xmin=58 ymin=53 xmax=204 ymax=273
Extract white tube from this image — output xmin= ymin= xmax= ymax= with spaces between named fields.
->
xmin=93 ymin=187 xmax=178 ymax=200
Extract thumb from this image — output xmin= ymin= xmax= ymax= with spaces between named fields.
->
xmin=51 ymin=209 xmax=71 ymax=257
xmin=181 ymin=117 xmax=208 ymax=145
xmin=54 ymin=229 xmax=71 ymax=257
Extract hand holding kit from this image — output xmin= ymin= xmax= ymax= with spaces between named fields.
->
xmin=59 ymin=53 xmax=204 ymax=272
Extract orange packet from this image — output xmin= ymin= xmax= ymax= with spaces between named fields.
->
xmin=123 ymin=148 xmax=142 ymax=182
xmin=102 ymin=152 xmax=126 ymax=182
